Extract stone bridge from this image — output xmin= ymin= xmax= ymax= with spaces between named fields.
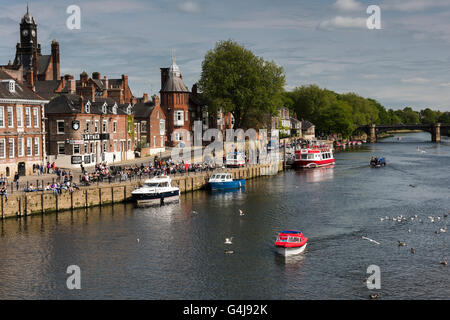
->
xmin=355 ymin=123 xmax=450 ymax=143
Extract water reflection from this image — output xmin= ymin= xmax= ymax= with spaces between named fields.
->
xmin=295 ymin=166 xmax=335 ymax=183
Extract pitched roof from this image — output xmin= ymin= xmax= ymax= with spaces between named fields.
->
xmin=133 ymin=101 xmax=156 ymax=118
xmin=34 ymin=80 xmax=61 ymax=99
xmin=301 ymin=120 xmax=314 ymax=130
xmin=161 ymin=75 xmax=189 ymax=92
xmin=0 ymin=70 xmax=47 ymax=101
xmin=37 ymin=55 xmax=51 ymax=75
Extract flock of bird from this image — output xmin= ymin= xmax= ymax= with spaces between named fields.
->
xmin=375 ymin=211 xmax=449 ymax=266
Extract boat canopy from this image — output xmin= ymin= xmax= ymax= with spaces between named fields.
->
xmin=281 ymin=230 xmax=302 ymax=234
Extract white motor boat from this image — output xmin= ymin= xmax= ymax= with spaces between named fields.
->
xmin=131 ymin=175 xmax=180 ymax=206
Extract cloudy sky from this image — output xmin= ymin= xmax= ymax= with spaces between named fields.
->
xmin=1 ymin=0 xmax=450 ymax=111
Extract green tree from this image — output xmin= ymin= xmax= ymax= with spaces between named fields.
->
xmin=198 ymin=40 xmax=285 ymax=129
xmin=419 ymin=108 xmax=438 ymax=124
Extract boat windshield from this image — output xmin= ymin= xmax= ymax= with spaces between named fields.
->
xmin=145 ymin=183 xmax=160 ymax=187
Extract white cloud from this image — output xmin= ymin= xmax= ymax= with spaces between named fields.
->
xmin=401 ymin=77 xmax=430 ymax=84
xmin=319 ymin=16 xmax=366 ymax=29
xmin=333 ymin=0 xmax=364 ymax=12
xmin=178 ymin=1 xmax=200 ymax=13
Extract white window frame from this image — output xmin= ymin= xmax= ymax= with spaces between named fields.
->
xmin=113 ymin=140 xmax=117 ymax=152
xmin=0 ymin=106 xmax=4 ymax=128
xmin=8 ymin=138 xmax=14 ymax=158
xmin=185 ymin=110 xmax=188 ymax=122
xmin=34 ymin=137 xmax=39 ymax=156
xmin=33 ymin=107 xmax=39 ymax=128
xmin=140 ymin=121 xmax=147 ymax=133
xmin=86 ymin=120 xmax=90 ymax=132
xmin=0 ymin=138 xmax=5 ymax=158
xmin=102 ymin=120 xmax=108 ymax=133
xmin=85 ymin=101 xmax=90 ymax=113
xmin=57 ymin=142 xmax=65 ymax=155
xmin=25 ymin=107 xmax=31 ymax=128
xmin=94 ymin=120 xmax=99 ymax=133
xmin=26 ymin=137 xmax=32 ymax=156
xmin=18 ymin=137 xmax=24 ymax=157
xmin=160 ymin=119 xmax=165 ymax=135
xmin=73 ymin=144 xmax=80 ymax=154
xmin=113 ymin=121 xmax=117 ymax=133
xmin=174 ymin=110 xmax=184 ymax=126
xmin=16 ymin=107 xmax=23 ymax=128
xmin=57 ymin=120 xmax=65 ymax=134
xmin=7 ymin=106 xmax=14 ymax=128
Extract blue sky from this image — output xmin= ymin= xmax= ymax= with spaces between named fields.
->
xmin=1 ymin=0 xmax=450 ymax=111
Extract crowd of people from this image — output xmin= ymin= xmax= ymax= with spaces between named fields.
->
xmin=79 ymin=158 xmax=219 ymax=186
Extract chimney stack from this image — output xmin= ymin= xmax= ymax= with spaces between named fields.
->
xmin=25 ymin=68 xmax=35 ymax=91
xmin=103 ymin=76 xmax=109 ymax=89
xmin=192 ymin=83 xmax=198 ymax=95
xmin=64 ymin=74 xmax=76 ymax=94
xmin=143 ymin=93 xmax=149 ymax=103
xmin=92 ymin=72 xmax=100 ymax=80
xmin=51 ymin=39 xmax=60 ymax=80
xmin=152 ymin=94 xmax=160 ymax=107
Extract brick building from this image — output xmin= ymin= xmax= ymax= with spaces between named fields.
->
xmin=45 ymin=94 xmax=134 ymax=169
xmin=0 ymin=69 xmax=48 ymax=177
xmin=160 ymin=56 xmax=193 ymax=147
xmin=133 ymin=94 xmax=166 ymax=155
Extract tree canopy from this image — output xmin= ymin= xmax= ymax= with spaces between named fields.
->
xmin=198 ymin=40 xmax=285 ymax=129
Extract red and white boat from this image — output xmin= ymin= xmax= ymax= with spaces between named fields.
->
xmin=275 ymin=230 xmax=308 ymax=256
xmin=294 ymin=145 xmax=335 ymax=168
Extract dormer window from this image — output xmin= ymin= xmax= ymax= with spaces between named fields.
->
xmin=8 ymin=80 xmax=15 ymax=93
xmin=127 ymin=104 xmax=132 ymax=115
xmin=102 ymin=103 xmax=107 ymax=114
xmin=85 ymin=101 xmax=91 ymax=113
xmin=112 ymin=103 xmax=117 ymax=114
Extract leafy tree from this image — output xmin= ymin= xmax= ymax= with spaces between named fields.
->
xmin=419 ymin=108 xmax=438 ymax=124
xmin=198 ymin=40 xmax=285 ymax=129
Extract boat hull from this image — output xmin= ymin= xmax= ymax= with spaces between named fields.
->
xmin=295 ymin=159 xmax=335 ymax=168
xmin=276 ymin=243 xmax=307 ymax=256
xmin=132 ymin=190 xmax=180 ymax=207
xmin=209 ymin=179 xmax=246 ymax=190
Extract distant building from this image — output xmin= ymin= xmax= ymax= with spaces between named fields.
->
xmin=133 ymin=94 xmax=166 ymax=155
xmin=301 ymin=120 xmax=315 ymax=140
xmin=290 ymin=117 xmax=302 ymax=137
xmin=271 ymin=107 xmax=291 ymax=136
xmin=0 ymin=69 xmax=48 ymax=177
xmin=45 ymin=94 xmax=134 ymax=168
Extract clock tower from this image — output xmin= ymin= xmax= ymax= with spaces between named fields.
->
xmin=13 ymin=4 xmax=41 ymax=72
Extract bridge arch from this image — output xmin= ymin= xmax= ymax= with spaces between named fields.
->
xmin=354 ymin=123 xmax=447 ymax=143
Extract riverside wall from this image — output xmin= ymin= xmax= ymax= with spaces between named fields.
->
xmin=0 ymin=163 xmax=281 ymax=219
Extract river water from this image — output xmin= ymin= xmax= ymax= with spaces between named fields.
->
xmin=0 ymin=132 xmax=448 ymax=299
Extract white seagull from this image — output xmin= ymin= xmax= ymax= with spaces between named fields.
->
xmin=224 ymin=237 xmax=233 ymax=244
xmin=362 ymin=236 xmax=381 ymax=245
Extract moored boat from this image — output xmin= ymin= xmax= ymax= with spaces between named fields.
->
xmin=131 ymin=175 xmax=180 ymax=206
xmin=208 ymin=172 xmax=245 ymax=190
xmin=274 ymin=230 xmax=308 ymax=256
xmin=294 ymin=145 xmax=335 ymax=168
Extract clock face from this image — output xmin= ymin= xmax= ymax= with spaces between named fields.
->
xmin=22 ymin=29 xmax=28 ymax=36
xmin=72 ymin=121 xmax=80 ymax=131
xmin=31 ymin=30 xmax=36 ymax=37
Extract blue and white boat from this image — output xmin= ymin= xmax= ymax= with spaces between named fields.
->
xmin=208 ymin=173 xmax=246 ymax=190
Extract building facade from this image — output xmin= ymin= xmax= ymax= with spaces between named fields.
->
xmin=133 ymin=95 xmax=166 ymax=156
xmin=160 ymin=57 xmax=192 ymax=147
xmin=0 ymin=70 xmax=48 ymax=177
xmin=45 ymin=94 xmax=134 ymax=168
